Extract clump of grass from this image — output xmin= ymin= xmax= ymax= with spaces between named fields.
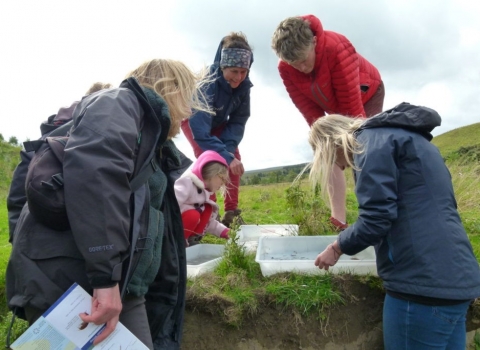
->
xmin=215 ymin=229 xmax=261 ymax=280
xmin=285 ymin=182 xmax=332 ymax=235
xmin=265 ymin=273 xmax=343 ymax=321
xmin=188 ymin=232 xmax=261 ymax=327
xmin=354 ymin=274 xmax=384 ymax=292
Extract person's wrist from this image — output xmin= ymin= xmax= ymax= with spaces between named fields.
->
xmin=329 ymin=241 xmax=342 ymax=262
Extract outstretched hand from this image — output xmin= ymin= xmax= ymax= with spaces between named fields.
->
xmin=314 ymin=242 xmax=343 ymax=271
xmin=79 ymin=284 xmax=122 ymax=345
xmin=229 ymin=158 xmax=244 ymax=176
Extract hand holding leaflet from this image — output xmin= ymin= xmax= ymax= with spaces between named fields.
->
xmin=10 ymin=283 xmax=148 ymax=350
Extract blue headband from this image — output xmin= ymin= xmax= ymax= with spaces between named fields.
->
xmin=220 ymin=48 xmax=252 ymax=69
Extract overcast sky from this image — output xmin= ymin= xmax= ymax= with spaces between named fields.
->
xmin=1 ymin=0 xmax=479 ymax=171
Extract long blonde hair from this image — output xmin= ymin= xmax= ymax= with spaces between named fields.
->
xmin=202 ymin=161 xmax=229 ymax=197
xmin=126 ymin=59 xmax=213 ymax=139
xmin=308 ymin=114 xmax=365 ymax=202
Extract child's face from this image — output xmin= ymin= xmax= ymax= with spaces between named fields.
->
xmin=204 ymin=174 xmax=225 ymax=192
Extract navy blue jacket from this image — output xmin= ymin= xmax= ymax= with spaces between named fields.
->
xmin=338 ymin=102 xmax=480 ymax=300
xmin=187 ymin=39 xmax=253 ymax=164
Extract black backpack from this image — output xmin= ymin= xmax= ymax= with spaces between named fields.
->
xmin=23 ymin=122 xmax=159 ymax=231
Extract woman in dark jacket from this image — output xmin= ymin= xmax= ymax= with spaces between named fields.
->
xmin=181 ymin=32 xmax=253 ymax=227
xmin=6 ymin=59 xmax=210 ymax=349
xmin=309 ymin=103 xmax=480 ymax=349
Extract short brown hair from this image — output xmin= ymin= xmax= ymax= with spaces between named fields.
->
xmin=271 ymin=16 xmax=314 ymax=62
xmin=222 ymin=32 xmax=252 ymax=51
xmin=85 ymin=82 xmax=113 ymax=95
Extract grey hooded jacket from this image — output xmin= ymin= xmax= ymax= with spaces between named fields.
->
xmin=338 ymin=102 xmax=480 ymax=300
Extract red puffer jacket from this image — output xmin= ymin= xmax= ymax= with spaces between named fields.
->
xmin=278 ymin=14 xmax=382 ymax=126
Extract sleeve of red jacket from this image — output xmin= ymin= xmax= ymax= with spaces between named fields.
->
xmin=278 ymin=62 xmax=325 ymax=127
xmin=330 ymin=39 xmax=366 ymax=117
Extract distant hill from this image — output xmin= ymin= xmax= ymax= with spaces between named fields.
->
xmin=432 ymin=122 xmax=480 ymax=158
xmin=242 ymin=163 xmax=309 ymax=185
xmin=244 ymin=163 xmax=309 ymax=176
xmin=242 ymin=121 xmax=480 ymax=184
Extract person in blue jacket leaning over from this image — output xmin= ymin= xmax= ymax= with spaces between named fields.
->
xmin=310 ymin=103 xmax=480 ymax=349
xmin=181 ymin=32 xmax=253 ymax=227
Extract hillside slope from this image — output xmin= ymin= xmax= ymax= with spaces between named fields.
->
xmin=432 ymin=122 xmax=480 ymax=158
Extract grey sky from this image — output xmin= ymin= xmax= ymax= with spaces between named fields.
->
xmin=1 ymin=0 xmax=479 ymax=170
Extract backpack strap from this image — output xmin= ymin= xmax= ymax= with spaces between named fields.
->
xmin=129 ymin=156 xmax=159 ymax=192
xmin=23 ymin=120 xmax=74 ymax=152
xmin=23 ymin=139 xmax=44 ymax=153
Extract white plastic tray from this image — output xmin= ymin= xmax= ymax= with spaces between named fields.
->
xmin=236 ymin=224 xmax=298 ymax=253
xmin=186 ymin=244 xmax=225 ymax=278
xmin=255 ymin=236 xmax=377 ymax=277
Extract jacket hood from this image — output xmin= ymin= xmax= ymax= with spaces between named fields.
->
xmin=40 ymin=101 xmax=79 ymax=136
xmin=301 ymin=15 xmax=325 ymax=70
xmin=302 ymin=14 xmax=324 ymax=38
xmin=358 ymin=102 xmax=442 ymax=141
xmin=191 ymin=150 xmax=228 ymax=182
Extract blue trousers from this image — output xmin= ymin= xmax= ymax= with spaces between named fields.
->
xmin=383 ymin=294 xmax=471 ymax=350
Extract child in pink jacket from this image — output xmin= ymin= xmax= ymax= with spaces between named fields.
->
xmin=174 ymin=150 xmax=230 ymax=246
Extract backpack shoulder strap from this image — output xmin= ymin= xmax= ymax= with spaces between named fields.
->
xmin=23 ymin=121 xmax=73 ymax=152
xmin=129 ymin=156 xmax=159 ymax=192
xmin=23 ymin=140 xmax=44 ymax=153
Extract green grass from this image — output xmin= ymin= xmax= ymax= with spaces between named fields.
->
xmin=0 ymin=142 xmax=29 ymax=345
xmin=265 ymin=273 xmax=343 ymax=319
xmin=432 ymin=122 xmax=480 ymax=159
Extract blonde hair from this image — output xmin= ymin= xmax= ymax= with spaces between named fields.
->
xmin=307 ymin=115 xmax=365 ymax=202
xmin=85 ymin=82 xmax=113 ymax=95
xmin=271 ymin=16 xmax=314 ymax=63
xmin=202 ymin=161 xmax=229 ymax=196
xmin=126 ymin=59 xmax=213 ymax=139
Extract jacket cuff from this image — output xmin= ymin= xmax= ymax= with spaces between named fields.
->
xmin=90 ymin=276 xmax=119 ymax=289
xmin=220 ymin=151 xmax=234 ymax=164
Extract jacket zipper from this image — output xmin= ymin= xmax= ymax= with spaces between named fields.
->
xmin=310 ymin=82 xmax=329 ymax=112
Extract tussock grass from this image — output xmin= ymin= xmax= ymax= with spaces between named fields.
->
xmin=265 ymin=273 xmax=343 ymax=320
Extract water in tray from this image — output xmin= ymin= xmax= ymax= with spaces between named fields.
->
xmin=266 ymin=251 xmax=369 ymax=261
xmin=187 ymin=255 xmax=221 ymax=265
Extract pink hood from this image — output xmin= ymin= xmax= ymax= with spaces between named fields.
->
xmin=191 ymin=150 xmax=228 ymax=182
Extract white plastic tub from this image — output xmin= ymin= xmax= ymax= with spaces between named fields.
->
xmin=186 ymin=244 xmax=225 ymax=278
xmin=236 ymin=224 xmax=298 ymax=253
xmin=255 ymin=236 xmax=377 ymax=277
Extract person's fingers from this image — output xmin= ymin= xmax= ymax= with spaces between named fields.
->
xmin=93 ymin=318 xmax=119 ymax=345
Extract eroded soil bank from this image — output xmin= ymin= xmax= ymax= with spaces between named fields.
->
xmin=181 ymin=276 xmax=480 ymax=350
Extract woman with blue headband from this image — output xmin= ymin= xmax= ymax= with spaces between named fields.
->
xmin=181 ymin=32 xmax=253 ymax=229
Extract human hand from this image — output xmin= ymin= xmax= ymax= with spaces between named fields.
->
xmin=220 ymin=228 xmax=230 ymax=239
xmin=79 ymin=284 xmax=122 ymax=345
xmin=229 ymin=158 xmax=244 ymax=176
xmin=314 ymin=242 xmax=343 ymax=271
